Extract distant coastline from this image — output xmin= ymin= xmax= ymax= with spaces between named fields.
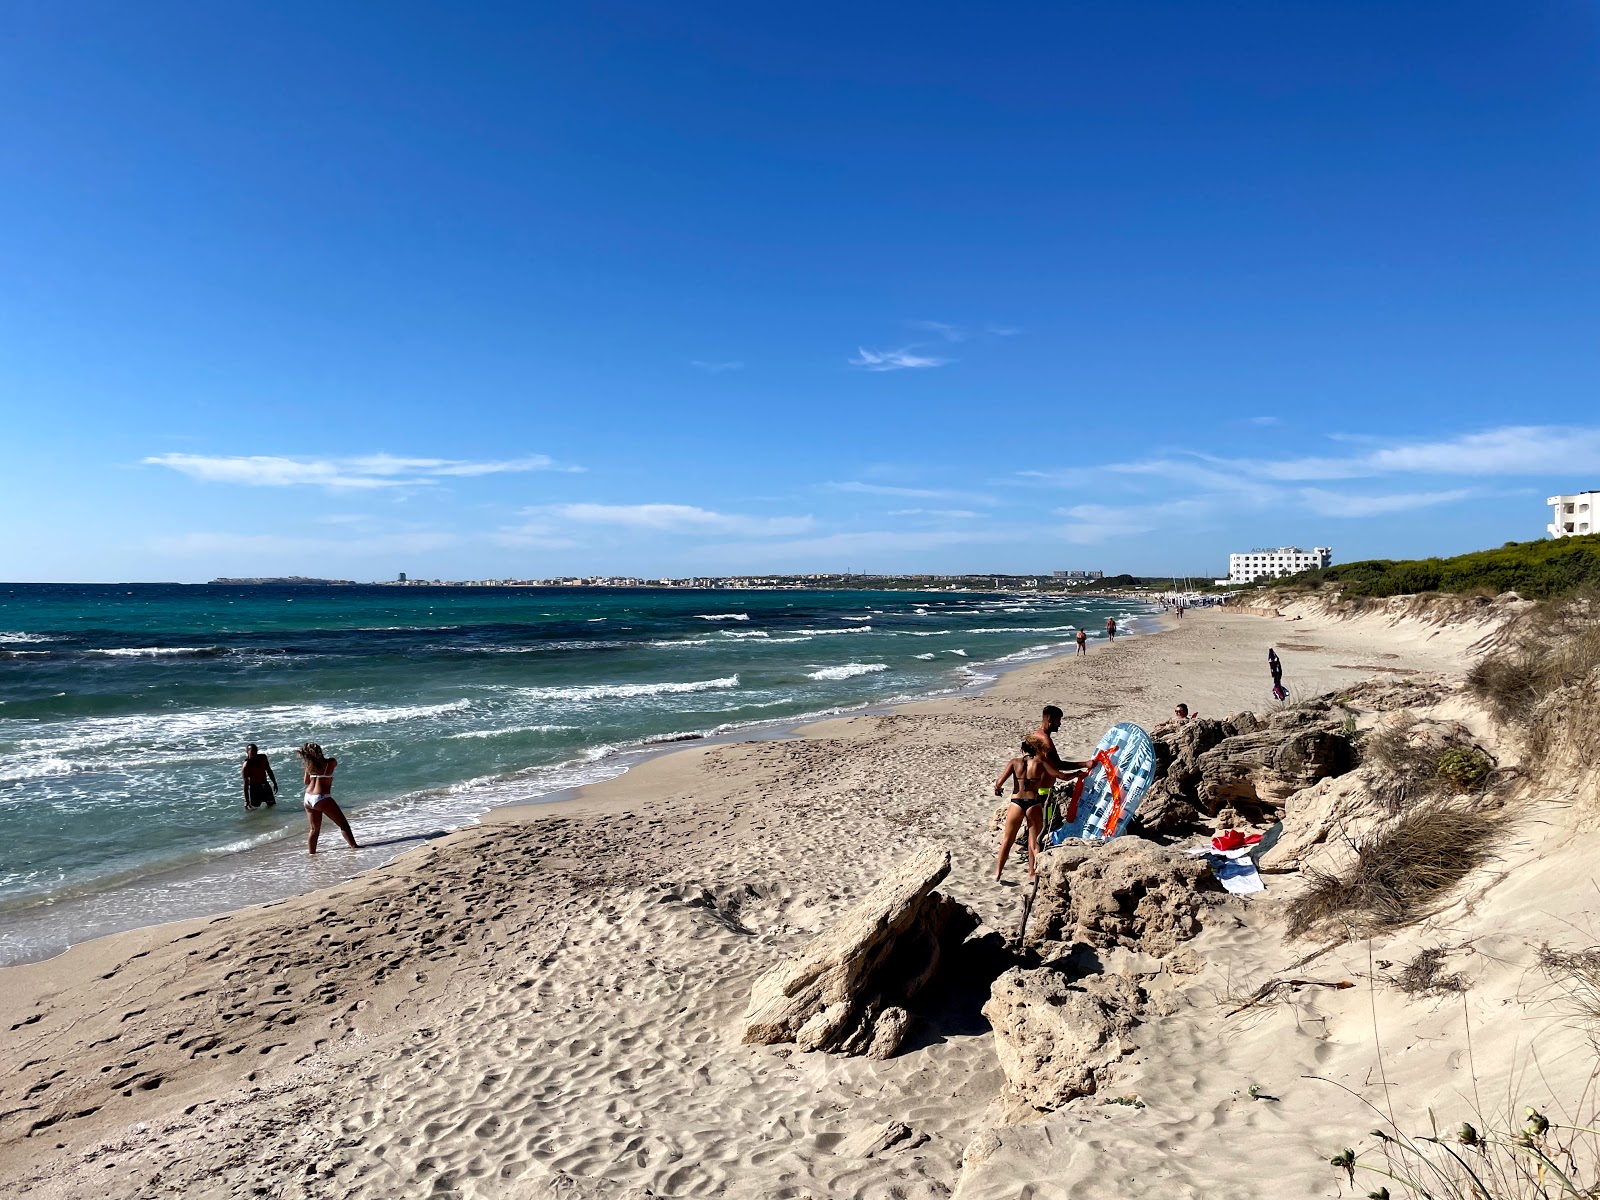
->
xmin=206 ymin=576 xmax=360 ymax=585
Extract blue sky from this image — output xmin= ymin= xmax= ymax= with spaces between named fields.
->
xmin=2 ymin=2 xmax=1596 ymax=581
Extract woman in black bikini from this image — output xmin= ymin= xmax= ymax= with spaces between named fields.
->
xmin=992 ymin=738 xmax=1072 ymax=882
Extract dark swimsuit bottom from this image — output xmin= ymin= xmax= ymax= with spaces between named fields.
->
xmin=247 ymin=781 xmax=276 ymax=807
xmin=1010 ymin=795 xmax=1045 ymax=812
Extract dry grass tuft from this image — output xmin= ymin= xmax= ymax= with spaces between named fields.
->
xmin=1537 ymin=943 xmax=1600 ymax=1034
xmin=1394 ymin=946 xmax=1469 ymax=996
xmin=1468 ymin=589 xmax=1600 ymax=726
xmin=1359 ymin=718 xmax=1497 ymax=814
xmin=1287 ymin=804 xmax=1496 ymax=939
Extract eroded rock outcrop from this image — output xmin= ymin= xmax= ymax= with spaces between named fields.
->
xmin=1027 ymin=837 xmax=1213 ymax=958
xmin=741 ymin=846 xmax=976 ymax=1059
xmin=982 ymin=967 xmax=1142 ymax=1110
xmin=1197 ymin=708 xmax=1357 ymax=818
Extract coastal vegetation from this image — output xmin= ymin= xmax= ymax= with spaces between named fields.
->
xmin=1271 ymin=534 xmax=1600 ymax=600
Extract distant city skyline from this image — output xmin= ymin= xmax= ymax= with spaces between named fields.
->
xmin=3 ymin=4 xmax=1597 ymax=582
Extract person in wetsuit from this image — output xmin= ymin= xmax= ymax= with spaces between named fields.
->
xmin=241 ymin=744 xmax=278 ymax=810
xmin=992 ymin=739 xmax=1075 ymax=883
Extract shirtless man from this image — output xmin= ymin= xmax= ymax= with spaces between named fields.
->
xmin=1075 ymin=629 xmax=1088 ymax=655
xmin=241 ymin=744 xmax=278 ymax=809
xmin=1032 ymin=705 xmax=1091 ymax=777
xmin=1105 ymin=616 xmax=1117 ymax=641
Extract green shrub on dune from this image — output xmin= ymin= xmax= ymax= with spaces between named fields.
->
xmin=1281 ymin=534 xmax=1600 ymax=600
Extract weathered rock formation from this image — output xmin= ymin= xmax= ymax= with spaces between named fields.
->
xmin=740 ymin=846 xmax=976 ymax=1059
xmin=982 ymin=967 xmax=1143 ymax=1110
xmin=1198 ymin=707 xmax=1357 ymax=818
xmin=1138 ymin=707 xmax=1357 ymax=834
xmin=1263 ymin=711 xmax=1495 ymax=874
xmin=1027 ymin=837 xmax=1213 ymax=958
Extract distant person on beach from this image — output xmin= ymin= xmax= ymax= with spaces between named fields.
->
xmin=1268 ymin=648 xmax=1287 ymax=701
xmin=241 ymin=744 xmax=277 ymax=809
xmin=1173 ymin=703 xmax=1193 ymax=721
xmin=992 ymin=740 xmax=1070 ymax=882
xmin=1105 ymin=616 xmax=1117 ymax=641
xmin=1075 ymin=629 xmax=1088 ymax=655
xmin=298 ymin=742 xmax=360 ymax=854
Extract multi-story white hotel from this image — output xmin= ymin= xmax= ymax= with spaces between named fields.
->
xmin=1226 ymin=546 xmax=1333 ymax=584
xmin=1548 ymin=493 xmax=1600 ymax=538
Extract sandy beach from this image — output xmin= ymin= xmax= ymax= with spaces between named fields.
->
xmin=2 ymin=602 xmax=1595 ymax=1199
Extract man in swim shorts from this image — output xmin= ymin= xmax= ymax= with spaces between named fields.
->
xmin=241 ymin=744 xmax=278 ymax=809
xmin=1105 ymin=616 xmax=1117 ymax=641
xmin=1075 ymin=629 xmax=1088 ymax=655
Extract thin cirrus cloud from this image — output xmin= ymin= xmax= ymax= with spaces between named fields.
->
xmin=1297 ymin=488 xmax=1473 ymax=518
xmin=906 ymin=320 xmax=967 ymax=343
xmin=143 ymin=452 xmax=575 ymax=489
xmin=1250 ymin=425 xmax=1600 ymax=482
xmin=525 ymin=503 xmax=815 ymax=537
xmin=690 ymin=359 xmax=744 ymax=373
xmin=827 ymin=481 xmax=998 ymax=505
xmin=887 ymin=508 xmax=985 ymax=520
xmin=848 ymin=347 xmax=952 ymax=371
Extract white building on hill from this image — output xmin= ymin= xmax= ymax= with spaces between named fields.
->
xmin=1548 ymin=493 xmax=1600 ymax=538
xmin=1226 ymin=546 xmax=1332 ymax=584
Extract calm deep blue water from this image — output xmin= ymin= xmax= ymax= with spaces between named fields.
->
xmin=0 ymin=583 xmax=1143 ymax=962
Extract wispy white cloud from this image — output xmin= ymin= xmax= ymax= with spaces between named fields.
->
xmin=906 ymin=320 xmax=967 ymax=343
xmin=849 ymin=347 xmax=952 ymax=371
xmin=1297 ymin=488 xmax=1473 ymax=517
xmin=149 ymin=530 xmax=459 ymax=556
xmin=1246 ymin=415 xmax=1280 ymax=427
xmin=828 ymin=481 xmax=997 ymax=505
xmin=1053 ymin=499 xmax=1217 ymax=545
xmin=888 ymin=508 xmax=984 ymax=520
xmin=144 ymin=452 xmax=574 ymax=489
xmin=1253 ymin=425 xmax=1600 ymax=482
xmin=690 ymin=360 xmax=744 ymax=374
xmin=528 ymin=503 xmax=814 ymax=537
xmin=701 ymin=527 xmax=1022 ymax=567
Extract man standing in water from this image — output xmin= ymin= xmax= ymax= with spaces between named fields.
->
xmin=241 ymin=744 xmax=277 ymax=810
xmin=1105 ymin=616 xmax=1117 ymax=641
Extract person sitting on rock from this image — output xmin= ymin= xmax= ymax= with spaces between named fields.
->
xmin=992 ymin=739 xmax=1072 ymax=883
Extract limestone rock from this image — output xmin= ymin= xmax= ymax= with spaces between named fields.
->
xmin=1196 ymin=712 xmax=1356 ymax=816
xmin=1137 ymin=717 xmax=1235 ymax=835
xmin=1257 ymin=771 xmax=1387 ymax=875
xmin=982 ymin=967 xmax=1142 ymax=1110
xmin=741 ymin=847 xmax=976 ymax=1057
xmin=1028 ymin=837 xmax=1213 ymax=958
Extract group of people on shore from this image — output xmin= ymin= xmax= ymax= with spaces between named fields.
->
xmin=240 ymin=743 xmax=360 ymax=854
xmin=989 ymin=613 xmax=1290 ymax=884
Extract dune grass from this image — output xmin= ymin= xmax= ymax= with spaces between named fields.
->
xmin=1287 ymin=804 xmax=1496 ymax=939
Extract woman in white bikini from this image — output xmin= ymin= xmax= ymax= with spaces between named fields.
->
xmin=297 ymin=741 xmax=360 ymax=855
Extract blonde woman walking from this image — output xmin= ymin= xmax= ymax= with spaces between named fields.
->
xmin=298 ymin=742 xmax=359 ymax=854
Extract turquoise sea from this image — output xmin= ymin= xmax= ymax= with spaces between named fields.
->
xmin=0 ymin=584 xmax=1144 ymax=963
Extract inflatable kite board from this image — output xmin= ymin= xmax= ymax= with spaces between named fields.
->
xmin=1046 ymin=721 xmax=1157 ymax=845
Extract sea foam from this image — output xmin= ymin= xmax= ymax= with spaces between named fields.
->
xmin=807 ymin=663 xmax=890 ymax=681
